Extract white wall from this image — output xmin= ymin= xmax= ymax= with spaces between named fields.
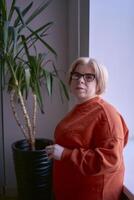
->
xmin=89 ymin=0 xmax=134 ymax=138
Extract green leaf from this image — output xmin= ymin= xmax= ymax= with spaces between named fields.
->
xmin=17 ymin=22 xmax=53 ymax=54
xmin=43 ymin=70 xmax=53 ymax=95
xmin=1 ymin=0 xmax=7 ymax=21
xmin=26 ymin=22 xmax=54 ymax=41
xmin=59 ymin=79 xmax=70 ymax=100
xmin=14 ymin=1 xmax=33 ymax=27
xmin=25 ymin=68 xmax=30 ymax=97
xmin=14 ymin=6 xmax=26 ymax=26
xmin=20 ymin=40 xmax=44 ymax=112
xmin=25 ymin=0 xmax=53 ymax=26
xmin=52 ymin=62 xmax=58 ymax=76
xmin=27 ymin=26 xmax=57 ymax=57
xmin=8 ymin=0 xmax=16 ymax=21
xmin=3 ymin=21 xmax=9 ymax=53
xmin=5 ymin=54 xmax=18 ymax=87
xmin=21 ymin=35 xmax=30 ymax=58
xmin=12 ymin=27 xmax=18 ymax=56
xmin=33 ymin=81 xmax=44 ymax=113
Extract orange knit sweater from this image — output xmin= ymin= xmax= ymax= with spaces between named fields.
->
xmin=53 ymin=97 xmax=128 ymax=200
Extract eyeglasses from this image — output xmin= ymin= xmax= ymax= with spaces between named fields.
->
xmin=71 ymin=72 xmax=95 ymax=82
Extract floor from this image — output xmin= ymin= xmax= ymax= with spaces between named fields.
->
xmin=0 ymin=198 xmax=17 ymax=200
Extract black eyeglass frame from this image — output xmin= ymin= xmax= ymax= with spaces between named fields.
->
xmin=71 ymin=72 xmax=96 ymax=82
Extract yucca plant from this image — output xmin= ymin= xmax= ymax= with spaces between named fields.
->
xmin=0 ymin=0 xmax=69 ymax=150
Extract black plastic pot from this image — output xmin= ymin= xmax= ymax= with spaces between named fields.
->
xmin=12 ymin=138 xmax=53 ymax=200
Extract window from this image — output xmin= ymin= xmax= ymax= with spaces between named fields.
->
xmin=89 ymin=0 xmax=134 ymax=197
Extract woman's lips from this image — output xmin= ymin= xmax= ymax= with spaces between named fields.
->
xmin=76 ymin=87 xmax=85 ymax=90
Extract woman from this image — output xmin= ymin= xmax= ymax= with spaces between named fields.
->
xmin=45 ymin=57 xmax=129 ymax=200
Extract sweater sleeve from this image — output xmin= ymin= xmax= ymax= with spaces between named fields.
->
xmin=61 ymin=118 xmax=127 ymax=176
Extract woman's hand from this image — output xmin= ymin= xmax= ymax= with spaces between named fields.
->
xmin=45 ymin=144 xmax=64 ymax=160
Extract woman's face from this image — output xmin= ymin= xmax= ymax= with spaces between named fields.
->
xmin=70 ymin=64 xmax=97 ymax=103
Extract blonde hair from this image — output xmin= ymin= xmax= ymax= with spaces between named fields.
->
xmin=68 ymin=57 xmax=108 ymax=95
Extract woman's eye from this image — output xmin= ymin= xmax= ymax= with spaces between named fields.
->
xmin=86 ymin=75 xmax=92 ymax=79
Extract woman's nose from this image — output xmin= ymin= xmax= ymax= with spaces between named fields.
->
xmin=77 ymin=76 xmax=85 ymax=83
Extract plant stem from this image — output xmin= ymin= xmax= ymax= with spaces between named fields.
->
xmin=18 ymin=89 xmax=35 ymax=150
xmin=33 ymin=94 xmax=37 ymax=137
xmin=10 ymin=90 xmax=28 ymax=140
